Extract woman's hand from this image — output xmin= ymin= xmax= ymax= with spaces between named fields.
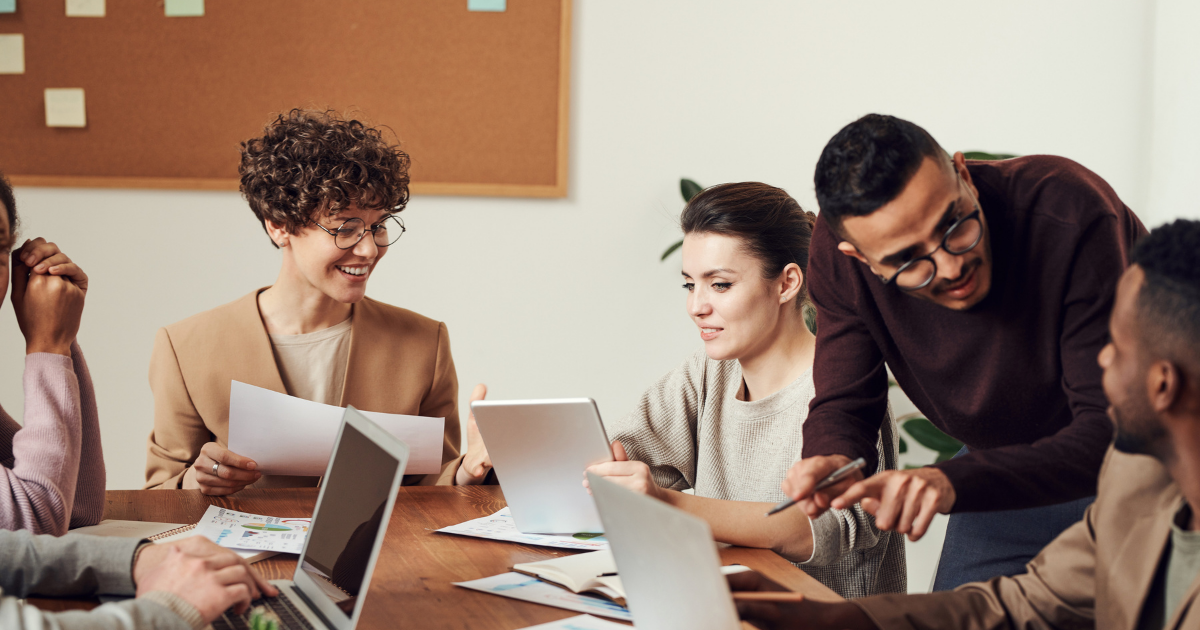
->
xmin=583 ymin=441 xmax=665 ymax=501
xmin=456 ymin=384 xmax=493 ymax=485
xmin=11 ymin=238 xmax=88 ymax=356
xmin=189 ymin=442 xmax=262 ymax=496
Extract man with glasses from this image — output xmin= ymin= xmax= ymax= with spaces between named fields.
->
xmin=781 ymin=114 xmax=1146 ymax=589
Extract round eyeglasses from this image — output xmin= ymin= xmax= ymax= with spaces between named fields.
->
xmin=315 ymin=215 xmax=406 ymax=250
xmin=883 ymin=207 xmax=983 ymax=291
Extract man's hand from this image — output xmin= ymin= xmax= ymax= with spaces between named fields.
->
xmin=188 ymin=442 xmax=262 ymax=496
xmin=583 ymin=441 xmax=665 ymax=501
xmin=456 ymin=384 xmax=492 ymax=485
xmin=780 ymin=455 xmax=862 ymax=519
xmin=11 ymin=238 xmax=87 ymax=356
xmin=728 ymin=570 xmax=876 ymax=630
xmin=134 ymin=537 xmax=279 ymax=623
xmin=830 ymin=466 xmax=955 ymax=541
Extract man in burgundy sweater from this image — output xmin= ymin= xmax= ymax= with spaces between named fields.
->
xmin=782 ymin=114 xmax=1146 ymax=589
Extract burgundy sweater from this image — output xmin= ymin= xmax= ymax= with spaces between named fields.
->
xmin=802 ymin=155 xmax=1146 ymax=512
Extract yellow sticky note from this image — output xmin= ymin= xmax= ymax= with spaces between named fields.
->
xmin=0 ymin=34 xmax=23 ymax=74
xmin=164 ymin=0 xmax=204 ymax=17
xmin=65 ymin=0 xmax=105 ymax=17
xmin=45 ymin=88 xmax=87 ymax=128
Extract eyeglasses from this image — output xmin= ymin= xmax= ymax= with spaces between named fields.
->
xmin=314 ymin=215 xmax=405 ymax=250
xmin=882 ymin=207 xmax=983 ymax=291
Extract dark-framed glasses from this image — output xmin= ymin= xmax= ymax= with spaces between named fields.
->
xmin=883 ymin=207 xmax=983 ymax=291
xmin=316 ymin=215 xmax=406 ymax=250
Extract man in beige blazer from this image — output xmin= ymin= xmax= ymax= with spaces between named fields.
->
xmin=732 ymin=219 xmax=1200 ymax=630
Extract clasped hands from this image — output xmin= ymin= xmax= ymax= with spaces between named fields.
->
xmin=10 ymin=237 xmax=88 ymax=357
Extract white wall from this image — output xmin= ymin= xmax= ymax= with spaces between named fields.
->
xmin=2 ymin=0 xmax=1180 ymax=593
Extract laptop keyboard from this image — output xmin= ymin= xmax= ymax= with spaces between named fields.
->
xmin=211 ymin=593 xmax=317 ymax=630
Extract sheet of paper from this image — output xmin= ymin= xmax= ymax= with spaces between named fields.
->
xmin=191 ymin=505 xmax=310 ymax=554
xmin=164 ymin=0 xmax=204 ymax=16
xmin=0 ymin=34 xmax=24 ymax=74
xmin=468 ymin=0 xmax=506 ymax=11
xmin=71 ymin=519 xmax=185 ymax=539
xmin=437 ymin=507 xmax=610 ymax=551
xmin=44 ymin=88 xmax=86 ymax=127
xmin=454 ymin=573 xmax=632 ymax=621
xmin=0 ymin=1 xmax=15 ymax=15
xmin=516 ymin=614 xmax=633 ymax=630
xmin=65 ymin=0 xmax=105 ymax=17
xmin=227 ymin=380 xmax=444 ymax=476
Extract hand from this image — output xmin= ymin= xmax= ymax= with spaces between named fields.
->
xmin=134 ymin=538 xmax=278 ymax=622
xmin=11 ymin=239 xmax=87 ymax=356
xmin=456 ymin=384 xmax=492 ymax=485
xmin=190 ymin=442 xmax=261 ymax=496
xmin=583 ymin=441 xmax=664 ymax=501
xmin=780 ymin=455 xmax=862 ymax=520
xmin=830 ymin=466 xmax=955 ymax=541
xmin=728 ymin=571 xmax=876 ymax=630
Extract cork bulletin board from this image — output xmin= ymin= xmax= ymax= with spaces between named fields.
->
xmin=0 ymin=1 xmax=571 ymax=197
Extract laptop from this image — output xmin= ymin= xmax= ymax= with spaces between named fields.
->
xmin=471 ymin=398 xmax=614 ymax=533
xmin=212 ymin=405 xmax=410 ymax=630
xmin=586 ymin=471 xmax=741 ymax=630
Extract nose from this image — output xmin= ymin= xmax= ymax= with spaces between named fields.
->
xmin=688 ymin=286 xmax=711 ymax=319
xmin=932 ymin=247 xmax=965 ymax=281
xmin=1098 ymin=342 xmax=1114 ymax=369
xmin=352 ymin=232 xmax=379 ymax=258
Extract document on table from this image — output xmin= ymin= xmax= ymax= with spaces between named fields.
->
xmin=437 ymin=507 xmax=610 ymax=551
xmin=454 ymin=573 xmax=632 ymax=621
xmin=227 ymin=380 xmax=444 ymax=476
xmin=516 ymin=614 xmax=633 ymax=630
xmin=191 ymin=505 xmax=311 ymax=555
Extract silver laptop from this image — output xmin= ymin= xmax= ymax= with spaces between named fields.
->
xmin=213 ymin=405 xmax=409 ymax=630
xmin=586 ymin=472 xmax=741 ymax=630
xmin=471 ymin=398 xmax=613 ymax=533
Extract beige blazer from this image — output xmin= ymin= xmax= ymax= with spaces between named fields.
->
xmin=144 ymin=290 xmax=462 ymax=490
xmin=857 ymin=446 xmax=1200 ymax=630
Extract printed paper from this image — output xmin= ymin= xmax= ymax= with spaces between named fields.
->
xmin=437 ymin=507 xmax=609 ymax=551
xmin=454 ymin=573 xmax=632 ymax=621
xmin=516 ymin=614 xmax=633 ymax=630
xmin=192 ymin=505 xmax=311 ymax=554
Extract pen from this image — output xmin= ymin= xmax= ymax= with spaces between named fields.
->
xmin=764 ymin=457 xmax=867 ymax=516
xmin=596 ymin=572 xmax=618 ymax=577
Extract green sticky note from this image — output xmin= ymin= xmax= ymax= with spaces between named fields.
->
xmin=165 ymin=0 xmax=204 ymax=17
xmin=0 ymin=0 xmax=16 ymax=14
xmin=468 ymin=0 xmax=505 ymax=11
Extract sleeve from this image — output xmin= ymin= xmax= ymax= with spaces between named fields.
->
xmin=0 ymin=352 xmax=85 ymax=535
xmin=144 ymin=328 xmax=211 ymax=490
xmin=604 ymin=352 xmax=708 ymax=492
xmin=0 ymin=597 xmax=198 ymax=630
xmin=801 ymin=218 xmax=891 ymax=475
xmin=416 ymin=321 xmax=462 ymax=486
xmin=68 ymin=343 xmax=105 ymax=528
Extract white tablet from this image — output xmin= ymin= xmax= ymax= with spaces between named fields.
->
xmin=471 ymin=398 xmax=614 ymax=534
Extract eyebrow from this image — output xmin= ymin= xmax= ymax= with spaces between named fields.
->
xmin=879 ymin=201 xmax=959 ymax=267
xmin=682 ymin=268 xmax=737 ymax=280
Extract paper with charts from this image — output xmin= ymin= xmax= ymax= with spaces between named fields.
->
xmin=437 ymin=507 xmax=609 ymax=551
xmin=192 ymin=505 xmax=311 ymax=554
xmin=227 ymin=380 xmax=445 ymax=476
xmin=454 ymin=573 xmax=632 ymax=621
xmin=516 ymin=614 xmax=633 ymax=630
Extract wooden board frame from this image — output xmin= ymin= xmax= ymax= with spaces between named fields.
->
xmin=3 ymin=2 xmax=572 ymax=198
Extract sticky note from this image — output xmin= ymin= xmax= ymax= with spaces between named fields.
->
xmin=0 ymin=0 xmax=16 ymax=14
xmin=164 ymin=0 xmax=204 ymax=17
xmin=468 ymin=0 xmax=505 ymax=11
xmin=65 ymin=0 xmax=105 ymax=17
xmin=0 ymin=34 xmax=23 ymax=74
xmin=45 ymin=88 xmax=87 ymax=128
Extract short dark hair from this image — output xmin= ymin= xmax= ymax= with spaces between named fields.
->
xmin=1132 ymin=219 xmax=1200 ymax=371
xmin=681 ymin=182 xmax=816 ymax=305
xmin=0 ymin=170 xmax=17 ymax=242
xmin=239 ymin=109 xmax=411 ymax=248
xmin=814 ymin=114 xmax=948 ymax=232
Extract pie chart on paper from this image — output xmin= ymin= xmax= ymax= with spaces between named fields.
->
xmin=242 ymin=523 xmax=291 ymax=532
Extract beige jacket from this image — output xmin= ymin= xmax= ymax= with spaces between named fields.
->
xmin=857 ymin=447 xmax=1198 ymax=630
xmin=144 ymin=290 xmax=462 ymax=489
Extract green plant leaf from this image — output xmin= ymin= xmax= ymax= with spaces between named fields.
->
xmin=962 ymin=151 xmax=1018 ymax=161
xmin=898 ymin=436 xmax=908 ymax=454
xmin=660 ymin=239 xmax=684 ymax=261
xmin=902 ymin=418 xmax=964 ymax=454
xmin=681 ymin=178 xmax=703 ymax=202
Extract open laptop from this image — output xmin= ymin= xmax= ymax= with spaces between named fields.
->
xmin=212 ymin=405 xmax=410 ymax=630
xmin=471 ymin=398 xmax=613 ymax=533
xmin=586 ymin=471 xmax=741 ymax=630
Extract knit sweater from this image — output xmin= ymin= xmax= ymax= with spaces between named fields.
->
xmin=607 ymin=350 xmax=906 ymax=599
xmin=0 ymin=343 xmax=106 ymax=535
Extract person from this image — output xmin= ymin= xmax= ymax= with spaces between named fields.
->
xmin=781 ymin=114 xmax=1146 ymax=589
xmin=587 ymin=182 xmax=905 ymax=598
xmin=0 ymin=171 xmax=105 ymax=534
xmin=1 ymin=528 xmax=278 ymax=629
xmin=144 ymin=110 xmax=493 ymax=493
xmin=731 ymin=218 xmax=1200 ymax=630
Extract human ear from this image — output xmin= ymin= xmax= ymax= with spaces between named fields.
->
xmin=778 ymin=263 xmax=803 ymax=305
xmin=1147 ymin=360 xmax=1181 ymax=414
xmin=837 ymin=241 xmax=868 ymax=264
xmin=264 ymin=220 xmax=290 ymax=248
xmin=952 ymin=152 xmax=980 ymax=199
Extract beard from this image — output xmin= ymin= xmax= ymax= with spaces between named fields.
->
xmin=1111 ymin=403 xmax=1168 ymax=457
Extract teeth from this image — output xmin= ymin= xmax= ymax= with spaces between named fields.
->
xmin=702 ymin=328 xmax=719 ymax=333
xmin=337 ymin=266 xmax=367 ymax=276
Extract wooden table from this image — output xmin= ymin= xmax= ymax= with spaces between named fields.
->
xmin=35 ymin=487 xmax=840 ymax=628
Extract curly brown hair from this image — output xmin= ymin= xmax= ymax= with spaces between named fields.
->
xmin=239 ymin=109 xmax=411 ymax=247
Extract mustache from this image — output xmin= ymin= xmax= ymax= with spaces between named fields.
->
xmin=931 ymin=258 xmax=981 ymax=296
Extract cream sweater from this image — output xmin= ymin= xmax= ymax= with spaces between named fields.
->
xmin=606 ymin=350 xmax=906 ymax=598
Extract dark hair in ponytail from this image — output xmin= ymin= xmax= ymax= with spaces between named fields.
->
xmin=0 ymin=170 xmax=17 ymax=240
xmin=680 ymin=182 xmax=817 ymax=305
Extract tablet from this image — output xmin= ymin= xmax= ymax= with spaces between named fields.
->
xmin=471 ymin=398 xmax=614 ymax=534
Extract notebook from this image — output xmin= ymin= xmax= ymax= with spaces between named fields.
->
xmin=512 ymin=550 xmax=626 ymax=605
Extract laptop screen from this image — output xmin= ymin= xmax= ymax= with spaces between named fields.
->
xmin=299 ymin=420 xmax=400 ymax=617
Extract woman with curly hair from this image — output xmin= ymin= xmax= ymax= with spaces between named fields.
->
xmin=144 ymin=110 xmax=492 ymax=493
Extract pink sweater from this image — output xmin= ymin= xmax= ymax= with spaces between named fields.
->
xmin=0 ymin=343 xmax=105 ymax=535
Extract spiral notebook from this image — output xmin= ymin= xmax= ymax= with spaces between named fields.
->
xmin=71 ymin=519 xmax=280 ymax=563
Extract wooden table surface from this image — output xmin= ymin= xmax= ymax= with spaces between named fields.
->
xmin=34 ymin=487 xmax=840 ymax=628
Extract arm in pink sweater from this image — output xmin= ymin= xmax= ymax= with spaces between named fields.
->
xmin=68 ymin=343 xmax=105 ymax=528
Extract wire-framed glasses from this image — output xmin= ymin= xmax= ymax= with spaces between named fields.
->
xmin=883 ymin=207 xmax=983 ymax=291
xmin=315 ymin=215 xmax=406 ymax=250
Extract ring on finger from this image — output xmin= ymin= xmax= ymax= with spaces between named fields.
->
xmin=212 ymin=462 xmax=220 ymax=477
